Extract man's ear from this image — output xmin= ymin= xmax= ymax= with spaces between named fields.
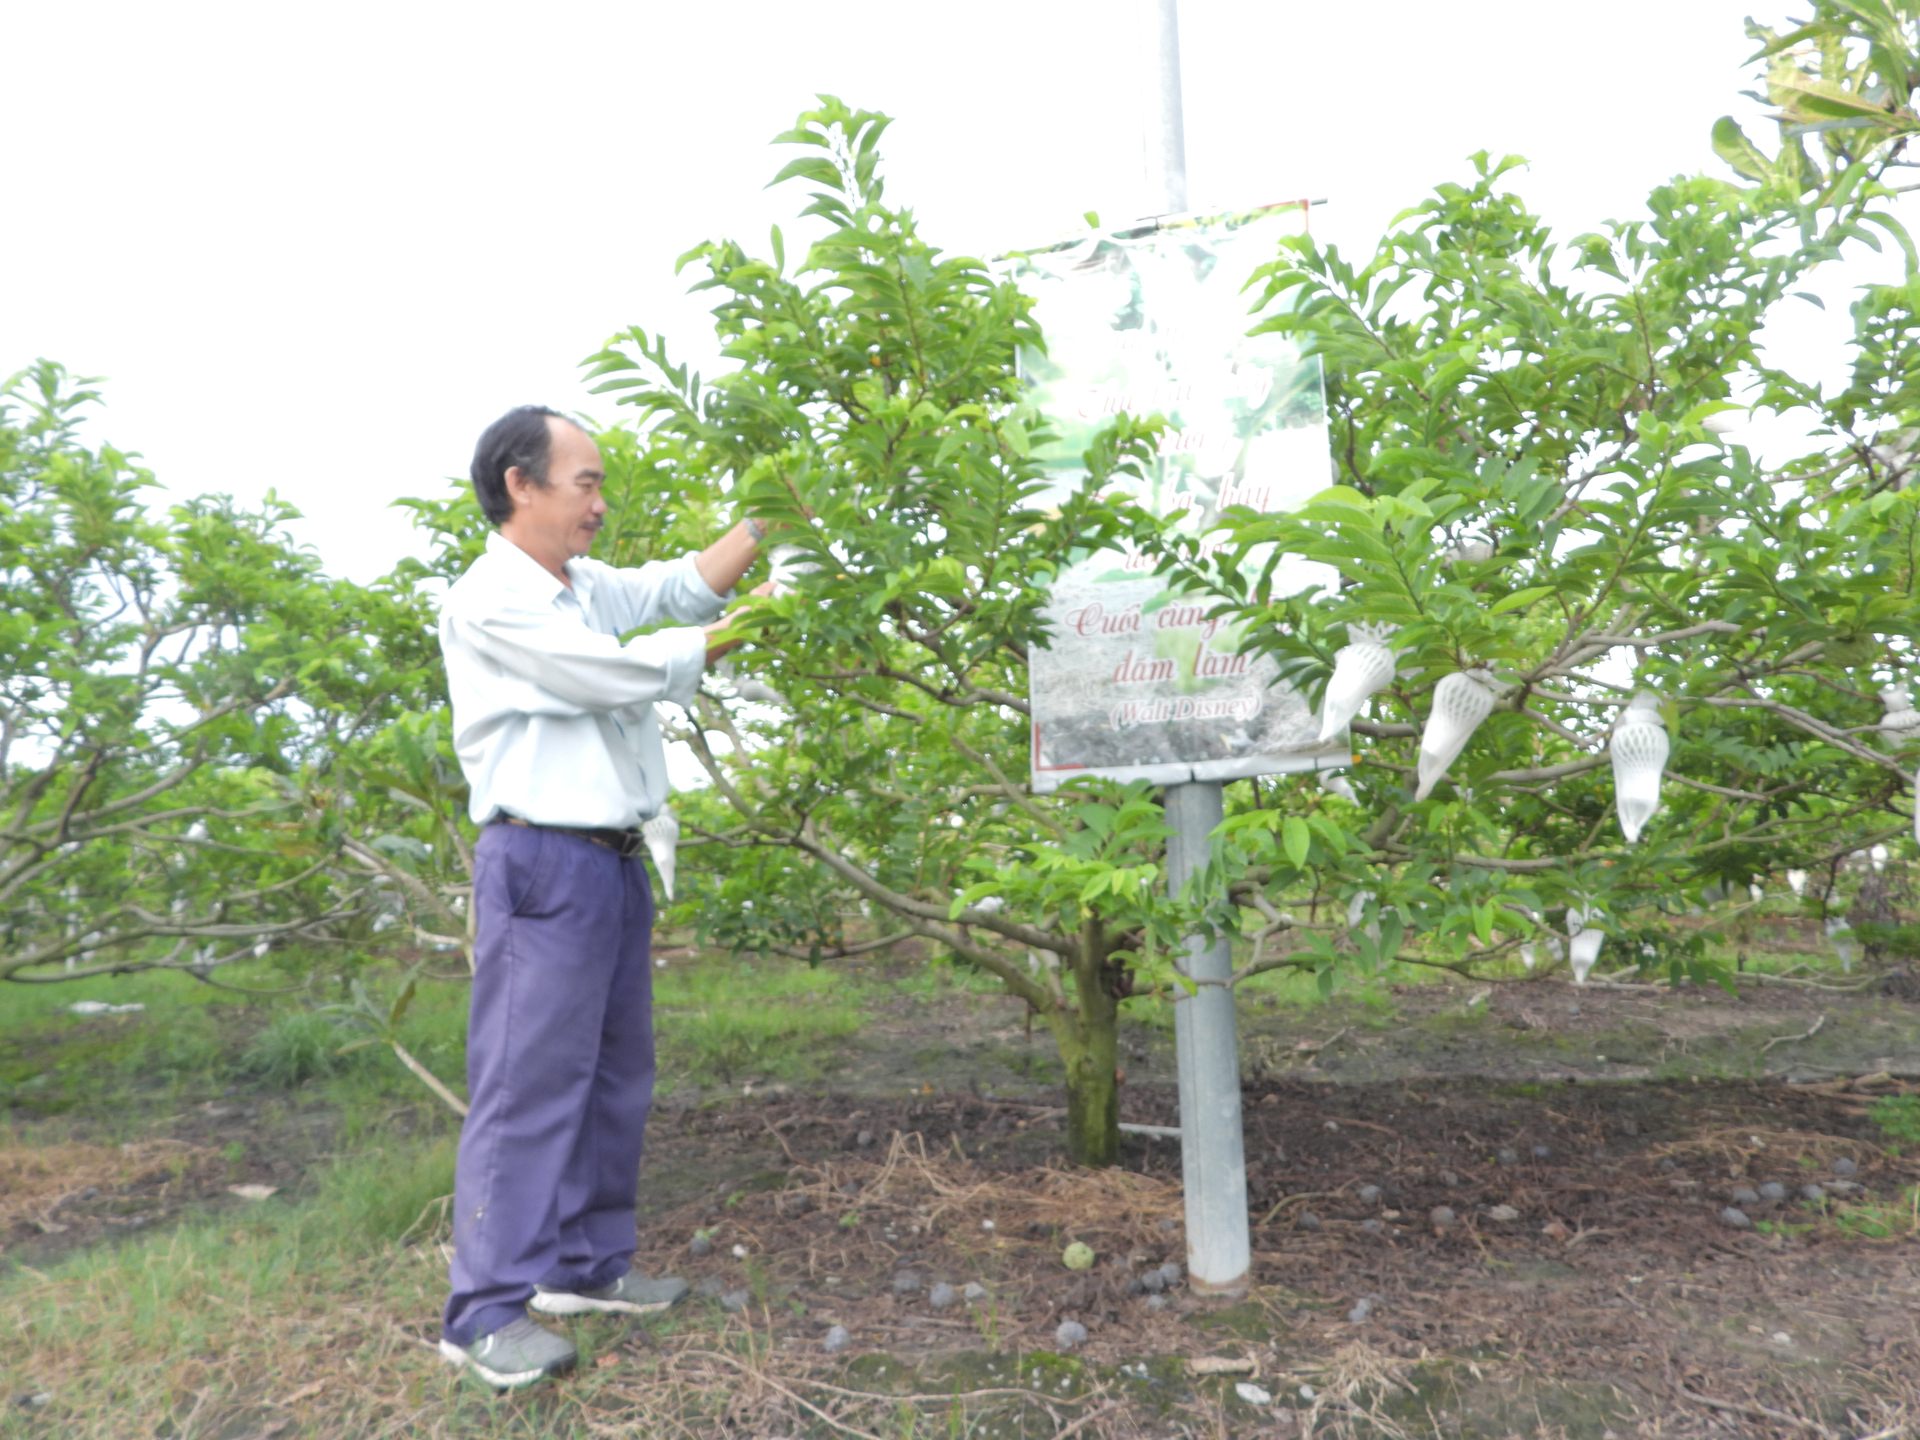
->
xmin=503 ymin=466 xmax=531 ymax=510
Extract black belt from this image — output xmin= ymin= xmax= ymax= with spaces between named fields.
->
xmin=499 ymin=816 xmax=645 ymax=859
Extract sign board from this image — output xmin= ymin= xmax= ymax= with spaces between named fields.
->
xmin=1003 ymin=202 xmax=1350 ymax=794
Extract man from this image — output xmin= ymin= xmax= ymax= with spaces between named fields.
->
xmin=435 ymin=404 xmax=768 ymax=1387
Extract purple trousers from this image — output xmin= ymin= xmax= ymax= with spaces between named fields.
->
xmin=441 ymin=821 xmax=656 ymax=1345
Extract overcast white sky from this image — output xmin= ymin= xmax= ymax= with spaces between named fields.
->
xmin=2 ymin=0 xmax=1894 ymax=582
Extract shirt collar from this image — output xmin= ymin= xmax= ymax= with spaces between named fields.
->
xmin=484 ymin=531 xmax=589 ymax=610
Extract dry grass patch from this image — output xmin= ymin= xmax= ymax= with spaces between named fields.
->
xmin=1647 ymin=1127 xmax=1886 ymax=1172
xmin=0 ymin=1139 xmax=209 ymax=1242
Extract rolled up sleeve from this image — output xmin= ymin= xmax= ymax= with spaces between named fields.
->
xmin=596 ymin=553 xmax=729 ymax=628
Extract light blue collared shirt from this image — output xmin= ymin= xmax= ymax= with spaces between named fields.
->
xmin=439 ymin=532 xmax=726 ymax=829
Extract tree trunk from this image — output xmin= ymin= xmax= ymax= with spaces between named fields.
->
xmin=1047 ymin=917 xmax=1122 ymax=1167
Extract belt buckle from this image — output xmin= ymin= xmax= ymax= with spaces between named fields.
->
xmin=619 ymin=830 xmax=645 ymax=860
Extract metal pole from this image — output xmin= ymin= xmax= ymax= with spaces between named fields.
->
xmin=1165 ymin=782 xmax=1250 ymax=1294
xmin=1143 ymin=0 xmax=1188 ymax=214
xmin=1144 ymin=1 xmax=1249 ymax=1296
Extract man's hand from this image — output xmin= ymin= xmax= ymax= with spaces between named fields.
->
xmin=703 ymin=617 xmax=738 ymax=666
xmin=703 ymin=582 xmax=781 ymax=664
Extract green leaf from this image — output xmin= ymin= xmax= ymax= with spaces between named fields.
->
xmin=1712 ymin=117 xmax=1776 ymax=184
xmin=1774 ymin=71 xmax=1902 ymax=123
xmin=387 ymin=976 xmax=418 ymax=1030
xmin=1310 ymin=486 xmax=1374 ymax=512
xmin=1377 ymin=909 xmax=1404 ymax=959
xmin=1282 ymin=816 xmax=1312 ymax=870
xmin=768 ymin=156 xmax=844 ymax=192
xmin=1488 ymin=586 xmax=1555 ymax=614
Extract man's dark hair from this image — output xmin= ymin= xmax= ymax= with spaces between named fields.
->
xmin=471 ymin=405 xmax=572 ymax=527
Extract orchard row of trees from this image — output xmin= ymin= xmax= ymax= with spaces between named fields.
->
xmin=0 ymin=364 xmax=452 ymax=983
xmin=7 ymin=2 xmax=1920 ymax=1164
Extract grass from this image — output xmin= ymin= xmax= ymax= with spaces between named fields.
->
xmin=651 ymin=954 xmax=1006 ymax=1092
xmin=656 ymin=996 xmax=864 ymax=1089
xmin=5 ymin=1133 xmax=1121 ymax=1439
xmin=1 ymin=917 xmax=1885 ymax=1131
xmin=0 ymin=948 xmax=895 ymax=1437
xmin=1869 ymin=1094 xmax=1920 ymax=1151
xmin=321 ymin=1134 xmax=460 ymax=1247
xmin=0 ymin=944 xmax=1006 ymax=1141
xmin=3 ymin=1119 xmax=1221 ymax=1438
xmin=3 ymin=926 xmax=1914 ymax=1437
xmin=0 ymin=946 xmax=1016 ymax=1434
xmin=6 ymin=1150 xmax=629 ymax=1437
xmin=0 ymin=967 xmax=248 ymax=1118
xmin=0 ymin=957 xmax=474 ymax=1124
xmin=1832 ymin=1184 xmax=1920 ymax=1240
xmin=237 ymin=1010 xmax=357 ymax=1088
xmin=653 ymin=955 xmax=865 ymax=1090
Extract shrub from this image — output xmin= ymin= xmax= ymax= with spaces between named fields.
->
xmin=238 ymin=1011 xmax=348 ymax=1089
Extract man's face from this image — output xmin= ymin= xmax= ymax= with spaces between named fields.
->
xmin=507 ymin=418 xmax=606 ymax=559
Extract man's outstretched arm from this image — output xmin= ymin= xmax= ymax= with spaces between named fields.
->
xmin=696 ymin=519 xmax=789 ymax=663
xmin=693 ymin=519 xmax=767 ymax=597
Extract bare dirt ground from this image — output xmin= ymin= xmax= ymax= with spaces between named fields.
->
xmin=610 ymin=1067 xmax=1918 ymax=1438
xmin=5 ymin=965 xmax=1919 ymax=1437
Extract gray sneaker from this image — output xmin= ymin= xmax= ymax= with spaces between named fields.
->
xmin=531 ymin=1272 xmax=691 ymax=1316
xmin=438 ymin=1315 xmax=577 ymax=1388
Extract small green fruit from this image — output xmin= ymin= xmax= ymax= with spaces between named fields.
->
xmin=1062 ymin=1241 xmax=1095 ymax=1271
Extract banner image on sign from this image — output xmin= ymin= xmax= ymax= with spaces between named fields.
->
xmin=1004 ymin=202 xmax=1349 ymax=794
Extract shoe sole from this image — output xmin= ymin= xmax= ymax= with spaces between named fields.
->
xmin=529 ymin=1289 xmax=686 ymax=1317
xmin=437 ymin=1339 xmax=573 ymax=1388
